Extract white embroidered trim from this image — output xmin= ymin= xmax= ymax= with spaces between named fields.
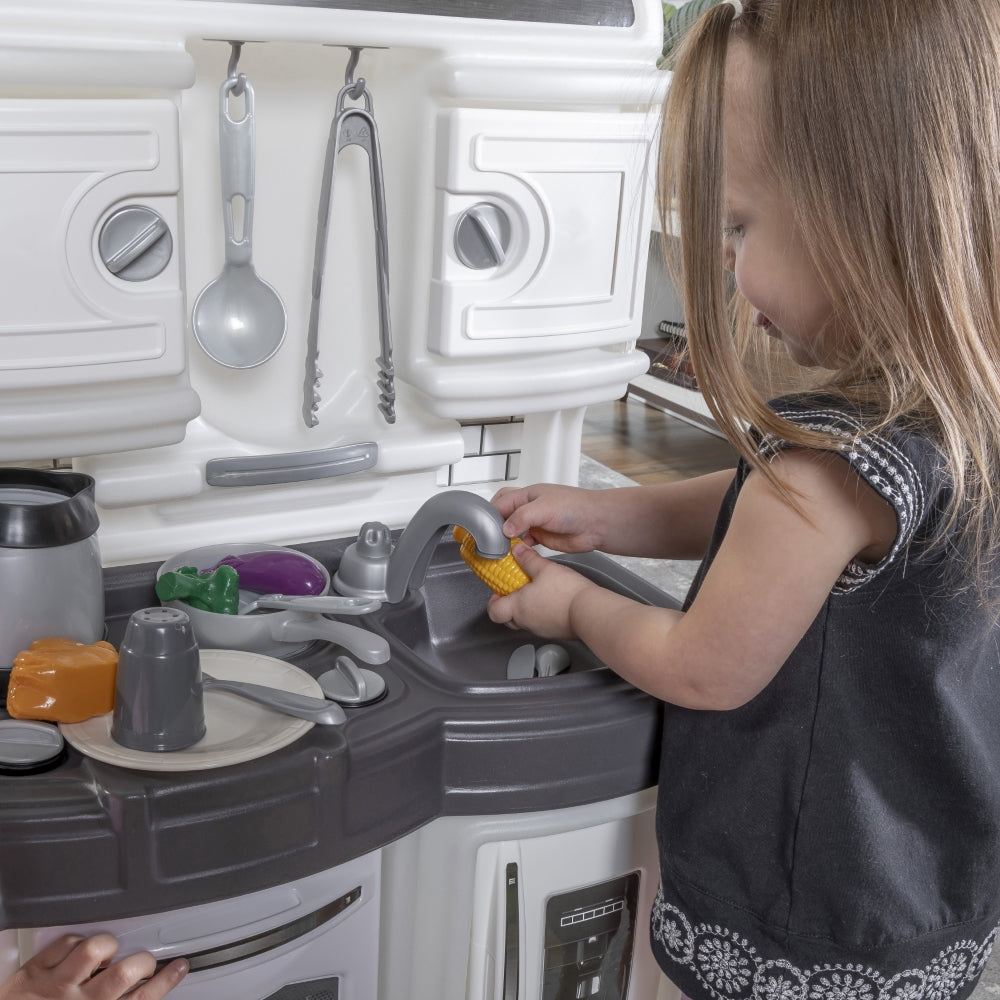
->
xmin=652 ymin=888 xmax=999 ymax=1000
xmin=757 ymin=407 xmax=927 ymax=594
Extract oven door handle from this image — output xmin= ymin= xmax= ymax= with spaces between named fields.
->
xmin=154 ymin=885 xmax=363 ymax=975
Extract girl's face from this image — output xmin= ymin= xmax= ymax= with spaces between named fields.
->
xmin=722 ymin=43 xmax=837 ymax=369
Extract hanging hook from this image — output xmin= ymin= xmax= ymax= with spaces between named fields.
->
xmin=344 ymin=46 xmax=366 ymax=101
xmin=227 ymin=40 xmax=247 ymax=98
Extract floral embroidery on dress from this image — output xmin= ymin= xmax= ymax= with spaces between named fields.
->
xmin=652 ymin=889 xmax=999 ymax=1000
xmin=757 ymin=406 xmax=926 ymax=594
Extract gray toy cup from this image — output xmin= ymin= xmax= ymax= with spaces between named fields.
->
xmin=111 ymin=607 xmax=206 ymax=752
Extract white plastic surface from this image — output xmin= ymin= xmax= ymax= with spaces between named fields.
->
xmin=0 ymin=101 xmax=185 ymax=381
xmin=0 ymin=99 xmax=198 ymax=459
xmin=405 ymin=346 xmax=649 ymax=419
xmin=0 ymin=930 xmax=17 ymax=988
xmin=18 ymin=849 xmax=381 ymax=1000
xmin=469 ymin=812 xmax=662 ymax=999
xmin=379 ymin=788 xmax=660 ymax=1000
xmin=430 ymin=109 xmax=658 ymax=357
xmin=1 ymin=0 xmax=665 ymax=564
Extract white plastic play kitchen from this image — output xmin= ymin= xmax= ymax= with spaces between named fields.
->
xmin=0 ymin=1 xmax=674 ymax=997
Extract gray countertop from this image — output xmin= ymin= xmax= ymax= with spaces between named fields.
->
xmin=0 ymin=528 xmax=675 ymax=931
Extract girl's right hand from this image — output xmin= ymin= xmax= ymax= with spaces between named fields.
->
xmin=0 ymin=934 xmax=188 ymax=1000
xmin=492 ymin=483 xmax=607 ymax=553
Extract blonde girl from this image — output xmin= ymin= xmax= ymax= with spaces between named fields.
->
xmin=488 ymin=1 xmax=1000 ymax=997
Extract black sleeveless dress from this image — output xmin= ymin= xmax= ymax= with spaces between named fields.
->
xmin=651 ymin=396 xmax=1000 ymax=1000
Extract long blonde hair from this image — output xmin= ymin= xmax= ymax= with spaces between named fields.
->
xmin=659 ymin=0 xmax=1000 ymax=581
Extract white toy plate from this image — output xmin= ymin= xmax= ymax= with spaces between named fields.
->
xmin=60 ymin=649 xmax=322 ymax=772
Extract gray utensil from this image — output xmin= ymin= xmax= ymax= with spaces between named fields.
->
xmin=303 ymin=74 xmax=395 ymax=426
xmin=505 ymin=642 xmax=571 ymax=679
xmin=193 ymin=75 xmax=286 ymax=369
xmin=506 ymin=643 xmax=536 ymax=680
xmin=535 ymin=644 xmax=571 ymax=677
xmin=238 ymin=592 xmax=381 ymax=615
xmin=201 ymin=672 xmax=346 ymax=725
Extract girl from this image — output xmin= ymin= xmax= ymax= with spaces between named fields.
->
xmin=0 ymin=935 xmax=186 ymax=1000
xmin=488 ymin=2 xmax=1000 ymax=998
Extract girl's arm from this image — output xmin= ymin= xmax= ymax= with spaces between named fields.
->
xmin=494 ymin=469 xmax=735 ymax=562
xmin=489 ymin=449 xmax=896 ymax=710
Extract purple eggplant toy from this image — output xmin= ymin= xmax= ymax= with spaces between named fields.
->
xmin=206 ymin=550 xmax=327 ymax=596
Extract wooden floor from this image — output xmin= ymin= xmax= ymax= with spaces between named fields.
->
xmin=582 ymin=396 xmax=739 ymax=485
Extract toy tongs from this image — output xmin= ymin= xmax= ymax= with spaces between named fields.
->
xmin=303 ymin=49 xmax=396 ymax=427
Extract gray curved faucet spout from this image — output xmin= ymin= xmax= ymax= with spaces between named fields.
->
xmin=383 ymin=490 xmax=509 ymax=603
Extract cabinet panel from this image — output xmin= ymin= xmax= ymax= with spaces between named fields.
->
xmin=0 ymin=100 xmax=185 ymax=387
xmin=430 ymin=108 xmax=656 ymax=357
xmin=0 ymin=99 xmax=198 ymax=459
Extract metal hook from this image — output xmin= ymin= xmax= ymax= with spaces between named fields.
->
xmin=227 ymin=40 xmax=247 ymax=97
xmin=344 ymin=46 xmax=366 ymax=101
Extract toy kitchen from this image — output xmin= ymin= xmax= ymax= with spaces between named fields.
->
xmin=0 ymin=0 xmax=677 ymax=996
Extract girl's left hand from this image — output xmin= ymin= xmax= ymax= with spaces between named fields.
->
xmin=486 ymin=543 xmax=596 ymax=639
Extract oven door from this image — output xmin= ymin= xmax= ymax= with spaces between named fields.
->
xmin=17 ymin=850 xmax=380 ymax=1000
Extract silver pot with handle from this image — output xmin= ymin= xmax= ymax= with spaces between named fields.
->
xmin=0 ymin=469 xmax=103 ymax=669
xmin=156 ymin=542 xmax=388 ymax=663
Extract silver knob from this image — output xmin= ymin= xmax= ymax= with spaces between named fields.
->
xmin=454 ymin=203 xmax=511 ymax=269
xmin=98 ymin=206 xmax=173 ymax=281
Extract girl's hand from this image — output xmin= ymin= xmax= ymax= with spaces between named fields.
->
xmin=0 ymin=934 xmax=188 ymax=1000
xmin=491 ymin=484 xmax=607 ymax=553
xmin=492 ymin=451 xmax=897 ymax=712
xmin=493 ymin=472 xmax=734 ymax=562
xmin=486 ymin=543 xmax=596 ymax=639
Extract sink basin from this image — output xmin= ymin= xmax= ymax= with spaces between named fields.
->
xmin=363 ymin=540 xmax=678 ymax=690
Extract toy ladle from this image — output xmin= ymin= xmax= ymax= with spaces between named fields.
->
xmin=193 ymin=73 xmax=286 ymax=369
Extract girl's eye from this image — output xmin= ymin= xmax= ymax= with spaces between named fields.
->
xmin=723 ymin=225 xmax=744 ymax=239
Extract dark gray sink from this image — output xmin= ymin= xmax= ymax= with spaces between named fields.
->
xmin=364 ymin=540 xmax=678 ymax=691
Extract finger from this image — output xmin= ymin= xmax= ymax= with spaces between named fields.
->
xmin=510 ymin=542 xmax=546 ymax=573
xmin=505 ymin=527 xmax=538 ymax=548
xmin=50 ymin=934 xmax=121 ymax=984
xmin=29 ymin=934 xmax=87 ymax=970
xmin=494 ymin=490 xmax=548 ymax=537
xmin=502 ymin=500 xmax=560 ymax=546
xmin=84 ymin=950 xmax=159 ymax=1000
xmin=118 ymin=957 xmax=189 ymax=1000
xmin=501 ymin=509 xmax=532 ymax=538
xmin=486 ymin=592 xmax=515 ymax=626
xmin=490 ymin=485 xmax=517 ymax=507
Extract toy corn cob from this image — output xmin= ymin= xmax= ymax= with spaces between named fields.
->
xmin=453 ymin=525 xmax=530 ymax=595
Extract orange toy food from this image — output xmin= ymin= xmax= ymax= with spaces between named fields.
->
xmin=453 ymin=525 xmax=531 ymax=595
xmin=7 ymin=638 xmax=119 ymax=723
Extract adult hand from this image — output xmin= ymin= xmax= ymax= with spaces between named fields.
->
xmin=0 ymin=934 xmax=188 ymax=1000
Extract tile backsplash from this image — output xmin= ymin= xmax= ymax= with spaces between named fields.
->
xmin=437 ymin=417 xmax=524 ymax=487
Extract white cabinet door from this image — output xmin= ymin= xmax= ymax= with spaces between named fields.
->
xmin=430 ymin=108 xmax=657 ymax=358
xmin=0 ymin=100 xmax=198 ymax=458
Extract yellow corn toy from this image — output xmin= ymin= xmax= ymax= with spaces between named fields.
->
xmin=453 ymin=525 xmax=531 ymax=596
